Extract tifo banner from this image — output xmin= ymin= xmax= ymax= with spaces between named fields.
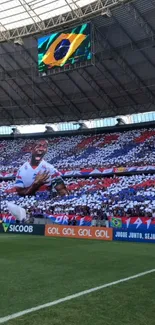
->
xmin=45 ymin=225 xmax=113 ymax=241
xmin=0 ymin=214 xmax=16 ymax=223
xmin=2 ymin=165 xmax=155 ymax=179
xmin=0 ymin=214 xmax=92 ymax=226
xmin=113 ymin=229 xmax=155 ymax=243
xmin=0 ymin=223 xmax=45 ymax=235
xmin=46 ymin=214 xmax=92 ymax=226
xmin=109 ymin=217 xmax=155 ymax=231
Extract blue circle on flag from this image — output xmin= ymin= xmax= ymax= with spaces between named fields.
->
xmin=54 ymin=39 xmax=70 ymax=60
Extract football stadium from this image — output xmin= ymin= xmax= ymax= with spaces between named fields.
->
xmin=0 ymin=0 xmax=155 ymax=324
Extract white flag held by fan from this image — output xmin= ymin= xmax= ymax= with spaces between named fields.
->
xmin=7 ymin=202 xmax=26 ymax=221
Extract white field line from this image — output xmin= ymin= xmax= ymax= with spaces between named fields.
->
xmin=0 ymin=269 xmax=155 ymax=324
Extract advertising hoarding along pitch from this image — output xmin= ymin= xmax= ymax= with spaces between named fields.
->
xmin=45 ymin=225 xmax=113 ymax=241
xmin=0 ymin=223 xmax=45 ymax=236
xmin=113 ymin=229 xmax=155 ymax=243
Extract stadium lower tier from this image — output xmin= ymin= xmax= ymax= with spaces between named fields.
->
xmin=1 ymin=174 xmax=155 ymax=218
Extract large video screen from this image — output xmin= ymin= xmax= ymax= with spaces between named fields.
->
xmin=38 ymin=23 xmax=92 ymax=73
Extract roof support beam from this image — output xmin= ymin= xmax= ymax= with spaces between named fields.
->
xmin=43 ymin=76 xmax=82 ymax=119
xmin=67 ymin=72 xmax=100 ymax=115
xmin=95 ymin=25 xmax=155 ymax=110
xmin=18 ymin=0 xmax=44 ymax=30
xmin=112 ymin=13 xmax=155 ymax=104
xmin=0 ymin=68 xmax=15 ymax=122
xmin=22 ymin=48 xmax=67 ymax=120
xmin=0 ymin=0 xmax=128 ymax=42
xmin=3 ymin=45 xmax=64 ymax=122
xmin=1 ymin=44 xmax=48 ymax=121
xmin=124 ymin=2 xmax=155 ymax=67
xmin=0 ymin=101 xmax=13 ymax=123
xmin=94 ymin=29 xmax=138 ymax=113
xmin=0 ymin=80 xmax=30 ymax=119
xmin=95 ymin=61 xmax=138 ymax=113
xmin=24 ymin=44 xmax=82 ymax=120
xmin=78 ymin=68 xmax=118 ymax=115
xmin=125 ymin=2 xmax=155 ymax=39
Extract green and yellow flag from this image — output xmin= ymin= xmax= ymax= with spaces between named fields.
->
xmin=111 ymin=217 xmax=122 ymax=228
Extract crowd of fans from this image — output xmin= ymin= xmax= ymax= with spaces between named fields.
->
xmin=0 ymin=127 xmax=155 ymax=221
xmin=1 ymin=174 xmax=155 ymax=219
xmin=0 ymin=128 xmax=155 ymax=174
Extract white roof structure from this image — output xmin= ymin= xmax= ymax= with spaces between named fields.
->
xmin=0 ymin=0 xmax=127 ymax=41
xmin=0 ymin=0 xmax=155 ymax=127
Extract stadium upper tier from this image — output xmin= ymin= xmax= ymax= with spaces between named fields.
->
xmin=0 ymin=127 xmax=155 ymax=177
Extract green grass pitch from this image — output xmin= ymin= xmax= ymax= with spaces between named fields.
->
xmin=0 ymin=235 xmax=155 ymax=325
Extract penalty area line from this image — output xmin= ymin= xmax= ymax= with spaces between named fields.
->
xmin=0 ymin=269 xmax=155 ymax=324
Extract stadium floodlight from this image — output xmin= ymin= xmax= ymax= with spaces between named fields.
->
xmin=11 ymin=127 xmax=20 ymax=135
xmin=115 ymin=117 xmax=126 ymax=126
xmin=13 ymin=38 xmax=24 ymax=46
xmin=106 ymin=9 xmax=112 ymax=17
xmin=44 ymin=125 xmax=55 ymax=133
xmin=101 ymin=8 xmax=112 ymax=17
xmin=74 ymin=122 xmax=88 ymax=130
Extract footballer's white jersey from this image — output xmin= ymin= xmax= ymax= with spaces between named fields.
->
xmin=15 ymin=160 xmax=61 ymax=189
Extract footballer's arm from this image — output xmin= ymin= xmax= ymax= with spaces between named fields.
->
xmin=16 ymin=173 xmax=68 ymax=197
xmin=16 ymin=183 xmax=41 ymax=196
xmin=16 ymin=172 xmax=49 ymax=196
xmin=16 ymin=180 xmax=68 ymax=197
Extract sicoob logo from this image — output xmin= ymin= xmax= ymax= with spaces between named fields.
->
xmin=2 ymin=223 xmax=10 ymax=233
xmin=2 ymin=224 xmax=33 ymax=233
xmin=9 ymin=225 xmax=33 ymax=233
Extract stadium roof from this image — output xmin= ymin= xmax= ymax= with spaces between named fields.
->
xmin=0 ymin=0 xmax=126 ymax=40
xmin=1 ymin=0 xmax=96 ymax=30
xmin=0 ymin=0 xmax=155 ymax=126
xmin=0 ymin=0 xmax=98 ymax=33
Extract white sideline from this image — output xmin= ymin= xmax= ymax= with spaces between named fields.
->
xmin=0 ymin=269 xmax=155 ymax=324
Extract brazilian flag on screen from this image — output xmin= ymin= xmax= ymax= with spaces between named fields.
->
xmin=38 ymin=23 xmax=92 ymax=72
xmin=111 ymin=217 xmax=122 ymax=228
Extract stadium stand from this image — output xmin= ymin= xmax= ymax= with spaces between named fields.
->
xmin=0 ymin=126 xmax=155 ymax=222
xmin=1 ymin=1 xmax=155 ymax=324
xmin=0 ymin=128 xmax=155 ymax=178
xmin=1 ymin=174 xmax=155 ymax=219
